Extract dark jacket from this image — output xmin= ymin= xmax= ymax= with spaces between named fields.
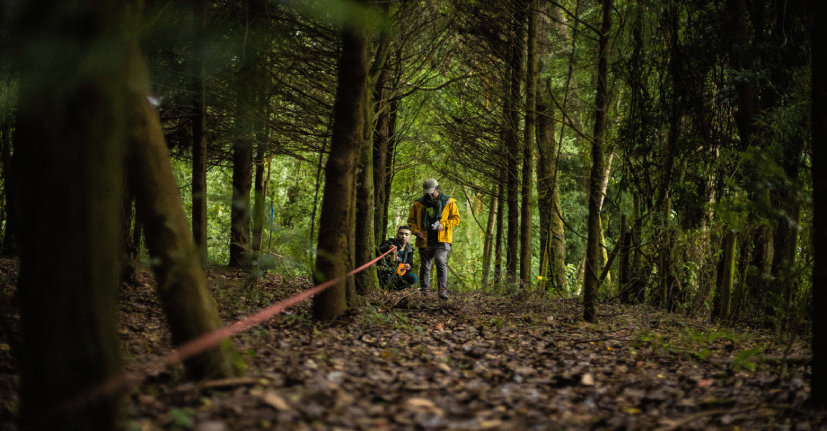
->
xmin=377 ymin=238 xmax=414 ymax=267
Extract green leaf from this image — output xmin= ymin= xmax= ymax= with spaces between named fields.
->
xmin=169 ymin=407 xmax=196 ymax=429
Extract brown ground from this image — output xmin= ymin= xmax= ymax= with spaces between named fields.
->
xmin=0 ymin=262 xmax=822 ymax=430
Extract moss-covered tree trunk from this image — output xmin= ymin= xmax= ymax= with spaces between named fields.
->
xmin=583 ymin=0 xmax=612 ymax=323
xmin=126 ymin=43 xmax=236 ymax=379
xmin=312 ymin=1 xmax=370 ymax=320
xmin=354 ymin=121 xmax=377 ymax=295
xmin=354 ymin=19 xmax=390 ymax=295
xmin=14 ymin=0 xmax=127 ymax=428
xmin=537 ymin=89 xmax=566 ymax=295
xmin=519 ymin=0 xmax=537 ymax=286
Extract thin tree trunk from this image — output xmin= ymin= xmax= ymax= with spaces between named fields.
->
xmin=717 ymin=230 xmax=737 ymax=321
xmin=229 ymin=42 xmax=255 ymax=269
xmin=382 ymin=96 xmax=398 ymax=235
xmin=494 ymin=181 xmax=505 ymax=283
xmin=372 ymin=67 xmax=390 ymax=246
xmin=505 ymin=8 xmax=525 ymax=282
xmin=481 ymin=187 xmax=498 ymax=285
xmin=1 ymin=115 xmax=15 ymax=255
xmin=126 ymin=45 xmax=236 ymax=379
xmin=251 ymin=144 xmax=267 ymax=253
xmin=583 ymin=0 xmax=612 ymax=323
xmin=120 ymin=185 xmax=138 ymax=283
xmin=519 ymin=0 xmax=538 ymax=285
xmin=15 ymin=1 xmax=127 ymax=427
xmin=191 ymin=0 xmax=208 ymax=268
xmin=312 ymin=3 xmax=370 ymax=320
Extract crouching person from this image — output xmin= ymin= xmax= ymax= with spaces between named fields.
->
xmin=377 ymin=226 xmax=418 ymax=290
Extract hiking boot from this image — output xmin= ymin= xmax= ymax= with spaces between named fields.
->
xmin=421 ymin=288 xmax=430 ymax=296
xmin=438 ymin=286 xmax=448 ymax=300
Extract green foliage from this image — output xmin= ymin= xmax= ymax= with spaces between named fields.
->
xmin=168 ymin=407 xmax=196 ymax=429
xmin=732 ymin=346 xmax=764 ymax=372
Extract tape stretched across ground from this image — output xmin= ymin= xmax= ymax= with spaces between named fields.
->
xmin=62 ymin=245 xmax=398 ymax=413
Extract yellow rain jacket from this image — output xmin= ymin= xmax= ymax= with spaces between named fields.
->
xmin=407 ymin=195 xmax=461 ymax=248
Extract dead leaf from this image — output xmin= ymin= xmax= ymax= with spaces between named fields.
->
xmin=581 ymin=373 xmax=595 ymax=386
xmin=260 ymin=390 xmax=290 ymax=411
xmin=406 ymin=398 xmax=436 ymax=409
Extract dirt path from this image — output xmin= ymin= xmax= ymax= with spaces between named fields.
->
xmin=0 ymin=266 xmax=820 ymax=430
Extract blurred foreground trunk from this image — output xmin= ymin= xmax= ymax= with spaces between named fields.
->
xmin=14 ymin=1 xmax=128 ymax=429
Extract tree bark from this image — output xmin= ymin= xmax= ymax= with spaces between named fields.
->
xmin=494 ymin=180 xmax=505 ymax=283
xmin=354 ymin=114 xmax=377 ymax=295
xmin=505 ymin=8 xmax=525 ymax=282
xmin=372 ymin=67 xmax=391 ymax=246
xmin=811 ymin=0 xmax=827 ymax=404
xmin=14 ymin=1 xmax=127 ymax=428
xmin=537 ymin=88 xmax=566 ymax=294
xmin=1 ymin=115 xmax=15 ymax=255
xmin=716 ymin=230 xmax=737 ymax=321
xmin=312 ymin=2 xmax=370 ymax=320
xmin=583 ymin=0 xmax=612 ymax=323
xmin=120 ymin=185 xmax=138 ymax=284
xmin=251 ymin=144 xmax=267 ymax=253
xmin=519 ymin=0 xmax=538 ymax=286
xmin=228 ymin=44 xmax=256 ymax=269
xmin=482 ymin=188 xmax=498 ymax=285
xmin=126 ymin=45 xmax=236 ymax=379
xmin=191 ymin=0 xmax=208 ymax=268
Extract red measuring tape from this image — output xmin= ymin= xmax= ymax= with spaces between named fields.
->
xmin=62 ymin=245 xmax=398 ymax=411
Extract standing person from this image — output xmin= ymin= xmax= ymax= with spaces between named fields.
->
xmin=377 ymin=226 xmax=418 ymax=290
xmin=407 ymin=179 xmax=461 ymax=299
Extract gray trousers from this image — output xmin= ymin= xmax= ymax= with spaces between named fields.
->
xmin=419 ymin=247 xmax=449 ymax=291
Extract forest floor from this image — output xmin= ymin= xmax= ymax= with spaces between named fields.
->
xmin=0 ymin=261 xmax=823 ymax=431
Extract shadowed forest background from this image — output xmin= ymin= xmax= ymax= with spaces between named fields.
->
xmin=2 ymin=0 xmax=827 ymax=429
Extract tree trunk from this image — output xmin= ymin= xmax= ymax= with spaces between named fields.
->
xmin=382 ymin=96 xmax=398 ymax=235
xmin=120 ymin=186 xmax=138 ymax=284
xmin=15 ymin=0 xmax=127 ymax=427
xmin=481 ymin=187 xmax=498 ymax=285
xmin=354 ymin=112 xmax=377 ymax=295
xmin=191 ymin=0 xmax=208 ymax=268
xmin=312 ymin=3 xmax=370 ymax=320
xmin=537 ymin=87 xmax=566 ymax=294
xmin=372 ymin=67 xmax=390 ymax=246
xmin=811 ymin=0 xmax=827 ymax=404
xmin=126 ymin=45 xmax=236 ymax=379
xmin=494 ymin=180 xmax=505 ymax=283
xmin=505 ymin=9 xmax=525 ymax=282
xmin=229 ymin=48 xmax=256 ymax=269
xmin=519 ymin=0 xmax=537 ymax=285
xmin=354 ymin=21 xmax=390 ymax=295
xmin=251 ymin=144 xmax=267 ymax=254
xmin=716 ymin=230 xmax=737 ymax=321
xmin=1 ymin=115 xmax=15 ymax=255
xmin=583 ymin=0 xmax=612 ymax=323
